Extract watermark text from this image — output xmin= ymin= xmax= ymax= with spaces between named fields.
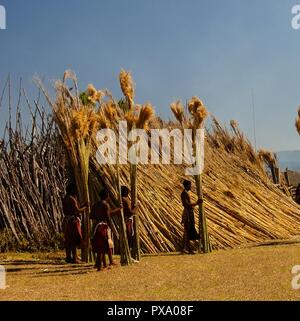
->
xmin=0 ymin=5 xmax=6 ymax=30
xmin=96 ymin=121 xmax=205 ymax=176
xmin=0 ymin=265 xmax=6 ymax=289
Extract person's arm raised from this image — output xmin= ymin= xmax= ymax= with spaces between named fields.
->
xmin=71 ymin=196 xmax=88 ymax=214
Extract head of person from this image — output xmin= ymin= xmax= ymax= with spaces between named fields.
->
xmin=121 ymin=186 xmax=129 ymax=197
xmin=183 ymin=180 xmax=192 ymax=191
xmin=66 ymin=183 xmax=78 ymax=197
xmin=100 ymin=189 xmax=109 ymax=201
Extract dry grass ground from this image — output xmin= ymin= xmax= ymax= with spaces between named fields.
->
xmin=1 ymin=243 xmax=300 ymax=301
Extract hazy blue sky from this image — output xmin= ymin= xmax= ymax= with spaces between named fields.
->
xmin=0 ymin=0 xmax=300 ymax=151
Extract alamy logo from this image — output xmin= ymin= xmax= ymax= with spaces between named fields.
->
xmin=0 ymin=5 xmax=6 ymax=30
xmin=0 ymin=265 xmax=5 ymax=289
xmin=95 ymin=122 xmax=205 ymax=176
xmin=292 ymin=5 xmax=300 ymax=30
xmin=292 ymin=265 xmax=300 ymax=290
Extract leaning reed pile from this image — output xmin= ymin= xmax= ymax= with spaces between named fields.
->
xmin=2 ymin=75 xmax=300 ymax=254
xmin=95 ymin=115 xmax=300 ymax=253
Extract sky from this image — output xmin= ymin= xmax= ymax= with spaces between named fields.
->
xmin=0 ymin=0 xmax=300 ymax=151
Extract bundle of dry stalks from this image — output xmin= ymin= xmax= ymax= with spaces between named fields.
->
xmin=258 ymin=149 xmax=280 ymax=184
xmin=35 ymin=73 xmax=110 ymax=262
xmin=170 ymin=97 xmax=211 ymax=253
xmin=0 ymin=79 xmax=66 ymax=251
xmin=119 ymin=70 xmax=155 ymax=261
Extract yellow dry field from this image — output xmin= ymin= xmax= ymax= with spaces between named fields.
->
xmin=1 ymin=243 xmax=300 ymax=301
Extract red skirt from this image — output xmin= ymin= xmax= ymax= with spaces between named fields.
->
xmin=92 ymin=223 xmax=112 ymax=254
xmin=64 ymin=217 xmax=82 ymax=247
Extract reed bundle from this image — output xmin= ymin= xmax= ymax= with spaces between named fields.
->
xmin=35 ymin=72 xmax=110 ymax=262
xmin=170 ymin=97 xmax=211 ymax=253
xmin=258 ymin=149 xmax=280 ymax=184
xmin=119 ymin=70 xmax=155 ymax=261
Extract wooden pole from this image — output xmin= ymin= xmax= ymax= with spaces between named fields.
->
xmin=195 ymin=174 xmax=210 ymax=253
xmin=131 ymin=163 xmax=141 ymax=261
xmin=116 ymin=161 xmax=132 ymax=266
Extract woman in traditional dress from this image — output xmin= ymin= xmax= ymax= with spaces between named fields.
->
xmin=90 ymin=189 xmax=122 ymax=271
xmin=62 ymin=183 xmax=87 ymax=263
xmin=180 ymin=180 xmax=202 ymax=254
xmin=121 ymin=186 xmax=139 ymax=253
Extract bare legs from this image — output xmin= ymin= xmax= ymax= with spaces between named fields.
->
xmin=65 ymin=246 xmax=72 ymax=263
xmin=95 ymin=249 xmax=115 ymax=271
xmin=65 ymin=245 xmax=79 ymax=263
xmin=181 ymin=228 xmax=190 ymax=254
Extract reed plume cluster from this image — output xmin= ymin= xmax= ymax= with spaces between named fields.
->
xmin=119 ymin=69 xmax=135 ymax=110
xmin=171 ymin=96 xmax=211 ymax=253
xmin=119 ymin=70 xmax=154 ymax=261
xmin=36 ymin=73 xmax=109 ymax=262
xmin=170 ymin=100 xmax=185 ymax=126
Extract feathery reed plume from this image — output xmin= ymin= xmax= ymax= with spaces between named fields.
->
xmin=119 ymin=69 xmax=135 ymax=109
xmin=63 ymin=70 xmax=77 ymax=84
xmin=62 ymin=70 xmax=80 ymax=105
xmin=102 ymin=100 xmax=118 ymax=126
xmin=86 ymin=84 xmax=105 ymax=104
xmin=135 ymin=103 xmax=154 ymax=130
xmin=188 ymin=96 xmax=208 ymax=129
xmin=188 ymin=96 xmax=204 ymax=114
xmin=170 ymin=100 xmax=184 ymax=125
xmin=258 ymin=149 xmax=280 ymax=184
xmin=258 ymin=149 xmax=275 ymax=165
xmin=230 ymin=120 xmax=238 ymax=128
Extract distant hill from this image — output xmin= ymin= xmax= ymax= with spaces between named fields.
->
xmin=277 ymin=151 xmax=300 ymax=171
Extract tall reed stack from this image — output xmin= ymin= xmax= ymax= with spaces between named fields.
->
xmin=119 ymin=70 xmax=154 ymax=261
xmin=171 ymin=97 xmax=211 ymax=253
xmin=36 ymin=72 xmax=107 ymax=262
xmin=98 ymin=95 xmax=132 ymax=266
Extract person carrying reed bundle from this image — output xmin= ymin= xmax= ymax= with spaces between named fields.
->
xmin=90 ymin=189 xmax=122 ymax=271
xmin=121 ymin=186 xmax=139 ymax=254
xmin=62 ymin=183 xmax=87 ymax=263
xmin=181 ymin=180 xmax=203 ymax=254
